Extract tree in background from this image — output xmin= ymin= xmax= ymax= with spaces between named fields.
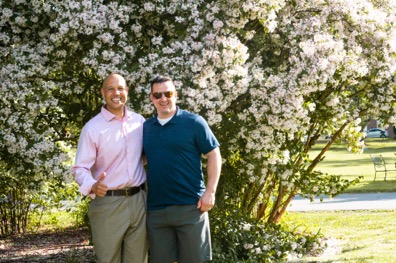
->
xmin=1 ymin=0 xmax=395 ymax=252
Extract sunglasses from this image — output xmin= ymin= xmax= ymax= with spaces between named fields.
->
xmin=151 ymin=91 xmax=175 ymax=99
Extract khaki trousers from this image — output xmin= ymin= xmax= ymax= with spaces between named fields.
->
xmin=88 ymin=190 xmax=148 ymax=263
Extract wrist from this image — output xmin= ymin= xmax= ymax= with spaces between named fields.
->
xmin=205 ymin=189 xmax=216 ymax=195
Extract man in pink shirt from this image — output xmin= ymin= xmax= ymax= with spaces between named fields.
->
xmin=71 ymin=73 xmax=148 ymax=263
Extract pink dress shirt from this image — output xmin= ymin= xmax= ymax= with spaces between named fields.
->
xmin=71 ymin=106 xmax=146 ymax=198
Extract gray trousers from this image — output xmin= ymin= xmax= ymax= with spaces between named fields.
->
xmin=147 ymin=205 xmax=211 ymax=263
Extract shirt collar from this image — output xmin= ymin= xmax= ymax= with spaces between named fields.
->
xmin=101 ymin=105 xmax=128 ymax=121
xmin=153 ymin=106 xmax=180 ymax=124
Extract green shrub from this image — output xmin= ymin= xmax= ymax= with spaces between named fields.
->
xmin=57 ymin=182 xmax=92 ymax=244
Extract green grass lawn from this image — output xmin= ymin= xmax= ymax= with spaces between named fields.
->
xmin=311 ymin=138 xmax=396 ymax=192
xmin=286 ymin=138 xmax=396 ymax=262
xmin=285 ymin=211 xmax=396 ymax=263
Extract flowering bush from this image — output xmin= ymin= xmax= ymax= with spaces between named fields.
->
xmin=211 ymin=208 xmax=325 ymax=262
xmin=0 ymin=0 xmax=395 ymax=232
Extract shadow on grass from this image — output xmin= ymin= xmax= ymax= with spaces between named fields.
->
xmin=318 ymin=158 xmax=372 ymax=168
xmin=341 ymin=244 xmax=365 ymax=254
xmin=363 ymin=146 xmax=396 ymax=155
xmin=315 ymin=138 xmax=396 ymax=153
xmin=346 ymin=179 xmax=396 ymax=193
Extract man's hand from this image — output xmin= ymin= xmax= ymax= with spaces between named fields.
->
xmin=197 ymin=191 xmax=215 ymax=212
xmin=91 ymin=172 xmax=108 ymax=197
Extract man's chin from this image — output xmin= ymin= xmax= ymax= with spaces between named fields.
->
xmin=110 ymin=102 xmax=125 ymax=107
xmin=107 ymin=103 xmax=125 ymax=111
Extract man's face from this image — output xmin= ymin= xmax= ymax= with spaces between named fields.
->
xmin=150 ymin=81 xmax=177 ymax=118
xmin=101 ymin=74 xmax=128 ymax=116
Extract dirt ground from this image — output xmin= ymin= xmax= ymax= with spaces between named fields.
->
xmin=0 ymin=227 xmax=95 ymax=263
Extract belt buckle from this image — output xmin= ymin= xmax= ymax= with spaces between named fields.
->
xmin=125 ymin=189 xmax=129 ymax=197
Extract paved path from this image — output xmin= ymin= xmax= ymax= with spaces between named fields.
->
xmin=288 ymin=192 xmax=396 ymax=211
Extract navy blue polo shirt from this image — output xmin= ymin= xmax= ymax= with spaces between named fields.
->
xmin=143 ymin=108 xmax=220 ymax=211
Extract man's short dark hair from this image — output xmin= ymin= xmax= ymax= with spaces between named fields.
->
xmin=150 ymin=76 xmax=174 ymax=91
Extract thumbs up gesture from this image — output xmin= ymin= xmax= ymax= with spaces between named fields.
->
xmin=92 ymin=172 xmax=108 ymax=197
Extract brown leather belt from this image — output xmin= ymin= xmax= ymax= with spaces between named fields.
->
xmin=105 ymin=184 xmax=145 ymax=197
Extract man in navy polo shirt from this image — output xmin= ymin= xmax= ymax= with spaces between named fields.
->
xmin=143 ymin=76 xmax=222 ymax=263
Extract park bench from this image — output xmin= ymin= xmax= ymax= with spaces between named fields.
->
xmin=369 ymin=154 xmax=396 ymax=181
